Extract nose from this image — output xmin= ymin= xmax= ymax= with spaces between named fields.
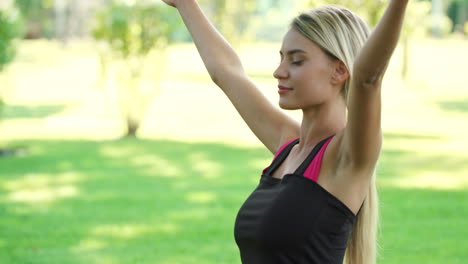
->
xmin=273 ymin=62 xmax=288 ymax=80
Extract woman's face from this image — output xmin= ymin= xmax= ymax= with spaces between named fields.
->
xmin=273 ymin=29 xmax=342 ymax=110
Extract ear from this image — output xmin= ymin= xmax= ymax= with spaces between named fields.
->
xmin=331 ymin=60 xmax=349 ymax=85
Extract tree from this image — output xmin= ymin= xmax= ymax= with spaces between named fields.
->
xmin=447 ymin=0 xmax=468 ymax=34
xmin=0 ymin=3 xmax=22 ymax=156
xmin=92 ymin=1 xmax=180 ymax=137
xmin=303 ymin=0 xmax=387 ymax=26
xmin=0 ymin=5 xmax=21 ymax=71
xmin=303 ymin=0 xmax=434 ymax=80
xmin=199 ymin=0 xmax=258 ymax=45
xmin=0 ymin=3 xmax=22 ymax=117
xmin=401 ymin=1 xmax=431 ymax=79
xmin=14 ymin=0 xmax=54 ymax=38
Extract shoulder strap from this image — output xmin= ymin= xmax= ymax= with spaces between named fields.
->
xmin=294 ymin=136 xmax=334 ymax=175
xmin=264 ymin=138 xmax=299 ymax=175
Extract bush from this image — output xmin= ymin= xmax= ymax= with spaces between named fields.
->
xmin=0 ymin=6 xmax=22 ymax=71
xmin=92 ymin=2 xmax=180 ymax=59
xmin=14 ymin=0 xmax=53 ymax=39
xmin=92 ymin=1 xmax=182 ymax=137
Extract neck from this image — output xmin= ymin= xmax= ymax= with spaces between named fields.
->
xmin=298 ymin=98 xmax=347 ymax=151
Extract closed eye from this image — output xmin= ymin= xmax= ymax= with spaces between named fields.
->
xmin=292 ymin=60 xmax=303 ymax=65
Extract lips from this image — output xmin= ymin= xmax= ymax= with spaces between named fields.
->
xmin=278 ymin=85 xmax=293 ymax=94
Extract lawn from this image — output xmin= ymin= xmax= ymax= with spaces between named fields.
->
xmin=0 ymin=38 xmax=467 ymax=263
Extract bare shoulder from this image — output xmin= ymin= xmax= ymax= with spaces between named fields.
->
xmin=323 ymin=129 xmax=380 ymax=176
xmin=273 ymin=127 xmax=301 ymax=153
xmin=318 ymin=130 xmax=378 ymax=214
xmin=337 ymin=123 xmax=382 ymax=168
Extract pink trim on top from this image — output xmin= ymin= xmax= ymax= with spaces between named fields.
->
xmin=274 ymin=138 xmax=298 ymax=159
xmin=303 ymin=137 xmax=334 ymax=182
xmin=262 ymin=138 xmax=298 ymax=174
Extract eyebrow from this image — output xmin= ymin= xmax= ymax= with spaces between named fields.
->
xmin=279 ymin=49 xmax=306 ymax=56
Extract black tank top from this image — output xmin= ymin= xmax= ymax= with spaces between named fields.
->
xmin=234 ymin=137 xmax=356 ymax=264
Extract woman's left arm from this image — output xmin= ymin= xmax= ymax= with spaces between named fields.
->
xmin=343 ymin=0 xmax=409 ymax=171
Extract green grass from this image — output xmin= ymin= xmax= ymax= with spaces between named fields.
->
xmin=0 ymin=139 xmax=271 ymax=264
xmin=0 ymin=139 xmax=268 ymax=263
xmin=1 ymin=137 xmax=467 ymax=264
xmin=0 ymin=38 xmax=468 ymax=263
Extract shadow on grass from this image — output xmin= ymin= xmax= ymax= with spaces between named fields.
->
xmin=379 ymin=132 xmax=468 ymax=180
xmin=0 ymin=136 xmax=466 ymax=263
xmin=437 ymin=98 xmax=468 ymax=114
xmin=1 ymin=104 xmax=69 ymax=119
xmin=0 ymin=138 xmax=271 ymax=264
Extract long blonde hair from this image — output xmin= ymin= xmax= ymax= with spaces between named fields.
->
xmin=292 ymin=5 xmax=378 ymax=264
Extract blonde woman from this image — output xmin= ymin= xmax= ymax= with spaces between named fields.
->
xmin=161 ymin=0 xmax=408 ymax=263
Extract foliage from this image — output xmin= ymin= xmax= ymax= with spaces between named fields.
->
xmin=0 ymin=4 xmax=22 ymax=121
xmin=402 ymin=1 xmax=432 ymax=38
xmin=14 ymin=0 xmax=54 ymax=38
xmin=0 ymin=6 xmax=22 ymax=71
xmin=447 ymin=0 xmax=468 ymax=33
xmin=92 ymin=1 xmax=181 ymax=137
xmin=93 ymin=1 xmax=179 ymax=59
xmin=199 ymin=0 xmax=258 ymax=44
xmin=302 ymin=0 xmax=387 ymax=26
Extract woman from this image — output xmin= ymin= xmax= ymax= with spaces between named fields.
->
xmin=161 ymin=0 xmax=408 ymax=263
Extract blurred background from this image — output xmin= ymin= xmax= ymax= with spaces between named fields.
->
xmin=0 ymin=0 xmax=467 ymax=263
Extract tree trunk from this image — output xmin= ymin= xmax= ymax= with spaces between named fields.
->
xmin=401 ymin=34 xmax=409 ymax=80
xmin=125 ymin=115 xmax=139 ymax=137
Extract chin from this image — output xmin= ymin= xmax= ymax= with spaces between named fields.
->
xmin=279 ymin=101 xmax=300 ymax=110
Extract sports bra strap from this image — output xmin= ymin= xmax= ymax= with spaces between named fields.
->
xmin=263 ymin=138 xmax=299 ymax=176
xmin=294 ymin=136 xmax=334 ymax=176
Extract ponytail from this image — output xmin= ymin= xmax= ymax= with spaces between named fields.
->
xmin=344 ymin=172 xmax=379 ymax=264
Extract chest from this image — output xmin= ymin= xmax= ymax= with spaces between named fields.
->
xmin=234 ymin=174 xmax=355 ymax=251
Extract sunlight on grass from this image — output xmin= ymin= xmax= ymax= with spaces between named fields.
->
xmin=81 ymin=255 xmax=116 ymax=264
xmin=249 ymin=158 xmax=274 ymax=170
xmin=91 ymin=224 xmax=154 ymax=239
xmin=136 ymin=155 xmax=183 ymax=178
xmin=3 ymin=172 xmax=83 ymax=203
xmin=100 ymin=146 xmax=185 ymax=177
xmin=99 ymin=145 xmax=140 ymax=158
xmin=188 ymin=153 xmax=222 ymax=179
xmin=380 ymin=132 xmax=468 ymax=190
xmin=7 ymin=185 xmax=78 ymax=203
xmin=1 ymin=39 xmax=467 ymax=264
xmin=186 ymin=191 xmax=217 ymax=204
xmin=169 ymin=208 xmax=210 ymax=221
xmin=154 ymin=223 xmax=180 ymax=234
xmin=385 ymin=172 xmax=468 ymax=190
xmin=72 ymin=238 xmax=106 ymax=252
xmin=2 ymin=39 xmax=467 ymax=145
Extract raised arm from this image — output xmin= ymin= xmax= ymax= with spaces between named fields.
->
xmin=162 ymin=0 xmax=299 ymax=153
xmin=343 ymin=0 xmax=409 ymax=170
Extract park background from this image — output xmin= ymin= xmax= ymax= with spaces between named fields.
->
xmin=0 ymin=0 xmax=467 ymax=263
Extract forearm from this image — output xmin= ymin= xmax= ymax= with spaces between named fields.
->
xmin=353 ymin=0 xmax=409 ymax=84
xmin=175 ymin=0 xmax=244 ymax=84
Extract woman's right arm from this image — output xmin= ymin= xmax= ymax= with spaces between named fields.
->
xmin=162 ymin=0 xmax=299 ymax=153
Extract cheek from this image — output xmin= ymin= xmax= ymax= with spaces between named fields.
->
xmin=292 ymin=69 xmax=320 ymax=92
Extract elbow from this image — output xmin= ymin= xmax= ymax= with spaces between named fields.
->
xmin=209 ymin=69 xmax=228 ymax=87
xmin=208 ymin=65 xmax=244 ymax=87
xmin=208 ymin=71 xmax=220 ymax=85
xmin=352 ymin=63 xmax=389 ymax=89
xmin=204 ymin=56 xmax=244 ymax=86
xmin=206 ymin=65 xmax=224 ymax=86
xmin=356 ymin=75 xmax=383 ymax=90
